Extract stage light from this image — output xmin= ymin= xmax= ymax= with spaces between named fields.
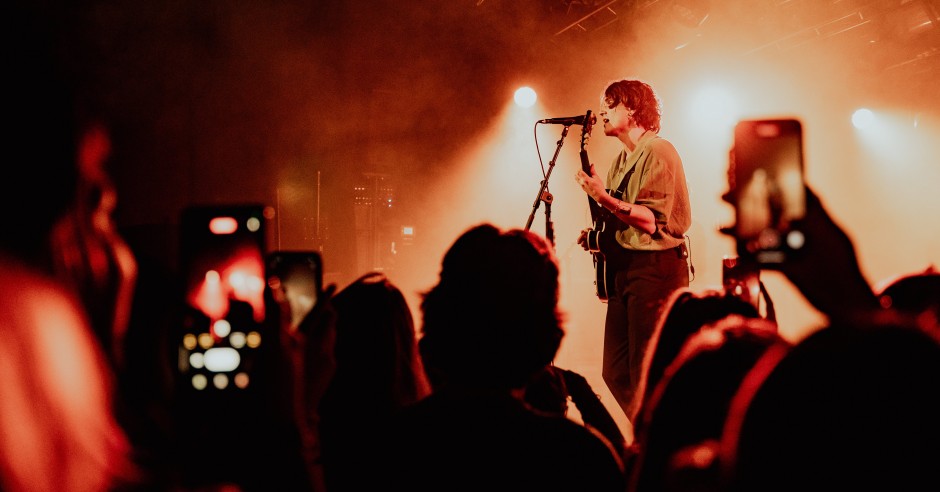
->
xmin=514 ymin=86 xmax=537 ymax=108
xmin=852 ymin=108 xmax=875 ymax=129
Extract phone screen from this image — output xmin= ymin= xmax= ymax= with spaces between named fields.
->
xmin=722 ymin=255 xmax=761 ymax=310
xmin=177 ymin=204 xmax=269 ymax=394
xmin=173 ymin=204 xmax=292 ymax=485
xmin=266 ymin=251 xmax=323 ymax=331
xmin=731 ymin=118 xmax=806 ymax=265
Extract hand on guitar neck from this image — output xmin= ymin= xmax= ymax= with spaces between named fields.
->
xmin=575 ymin=163 xmax=609 ymax=205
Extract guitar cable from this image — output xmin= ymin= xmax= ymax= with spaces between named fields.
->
xmin=684 ymin=234 xmax=696 ymax=282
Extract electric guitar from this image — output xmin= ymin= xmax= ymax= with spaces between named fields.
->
xmin=578 ymin=110 xmax=614 ymax=302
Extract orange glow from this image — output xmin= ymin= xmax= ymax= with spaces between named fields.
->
xmin=192 ymin=270 xmax=227 ymax=320
xmin=187 ymin=245 xmax=266 ymax=323
xmin=234 ymin=372 xmax=250 ymax=389
xmin=198 ymin=333 xmax=214 ymax=349
xmin=182 ymin=333 xmax=197 ymax=350
xmin=224 ymin=254 xmax=266 ymax=321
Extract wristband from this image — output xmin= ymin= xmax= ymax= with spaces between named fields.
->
xmin=611 ymin=200 xmax=632 ymax=216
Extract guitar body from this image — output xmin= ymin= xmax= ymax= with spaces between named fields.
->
xmin=585 ymin=220 xmax=612 ymax=302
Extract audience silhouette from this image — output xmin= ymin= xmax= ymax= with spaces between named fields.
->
xmin=876 ymin=265 xmax=940 ymax=324
xmin=719 ymin=314 xmax=940 ymax=492
xmin=266 ymin=252 xmax=338 ymax=491
xmin=631 ymin=288 xmax=764 ymax=444
xmin=384 ymin=223 xmax=626 ymax=491
xmin=317 ymin=271 xmax=431 ymax=492
xmin=628 ymin=315 xmax=787 ymax=492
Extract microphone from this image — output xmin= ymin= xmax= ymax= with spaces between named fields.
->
xmin=538 ymin=113 xmax=596 ymax=126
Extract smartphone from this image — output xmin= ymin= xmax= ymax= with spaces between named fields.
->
xmin=177 ymin=204 xmax=269 ymax=393
xmin=731 ymin=118 xmax=806 ymax=266
xmin=174 ymin=204 xmax=293 ymax=486
xmin=722 ymin=255 xmax=761 ymax=310
xmin=266 ymin=250 xmax=323 ymax=332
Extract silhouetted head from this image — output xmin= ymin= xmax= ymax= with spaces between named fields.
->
xmin=638 ymin=288 xmax=763 ymax=418
xmin=419 ymin=223 xmax=564 ymax=391
xmin=630 ymin=315 xmax=786 ymax=492
xmin=876 ymin=265 xmax=940 ymax=325
xmin=327 ymin=271 xmax=429 ymax=409
xmin=720 ymin=313 xmax=940 ymax=491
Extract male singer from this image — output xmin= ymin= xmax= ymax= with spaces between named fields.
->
xmin=574 ymin=78 xmax=691 ymax=426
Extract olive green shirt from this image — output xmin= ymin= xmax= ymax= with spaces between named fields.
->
xmin=605 ymin=131 xmax=691 ymax=251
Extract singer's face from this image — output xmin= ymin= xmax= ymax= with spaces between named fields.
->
xmin=599 ymin=100 xmax=632 ymax=137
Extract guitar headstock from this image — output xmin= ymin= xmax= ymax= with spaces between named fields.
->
xmin=579 ymin=109 xmax=596 ymax=151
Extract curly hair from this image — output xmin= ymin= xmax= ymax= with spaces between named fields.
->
xmin=603 ymin=79 xmax=663 ymax=133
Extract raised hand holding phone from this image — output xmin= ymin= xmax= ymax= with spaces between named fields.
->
xmin=722 ymin=119 xmax=879 ymax=318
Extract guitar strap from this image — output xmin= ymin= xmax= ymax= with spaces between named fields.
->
xmin=602 ymin=148 xmax=642 ymax=254
xmin=611 ymin=140 xmax=650 ymax=201
xmin=597 ymin=163 xmax=636 ymax=259
xmin=613 ymin=163 xmax=636 ymax=202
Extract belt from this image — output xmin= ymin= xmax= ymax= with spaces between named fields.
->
xmin=604 ymin=243 xmax=688 ymax=268
xmin=620 ymin=244 xmax=686 ymax=257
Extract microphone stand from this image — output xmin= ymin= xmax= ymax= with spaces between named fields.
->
xmin=543 ymin=189 xmax=555 ymax=247
xmin=525 ymin=125 xmax=571 ymax=247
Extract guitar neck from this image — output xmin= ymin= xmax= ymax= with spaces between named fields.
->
xmin=580 ymin=148 xmax=605 ymax=222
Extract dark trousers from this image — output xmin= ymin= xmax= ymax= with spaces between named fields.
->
xmin=602 ymin=245 xmax=689 ymax=424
